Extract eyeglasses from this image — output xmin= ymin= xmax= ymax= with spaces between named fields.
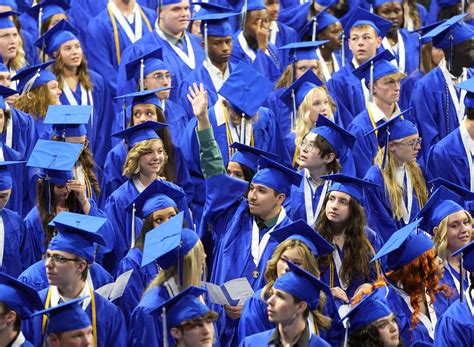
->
xmin=299 ymin=139 xmax=318 ymax=152
xmin=394 ymin=138 xmax=422 ymax=149
xmin=146 ymin=72 xmax=173 ymax=82
xmin=45 ymin=253 xmax=81 ymax=264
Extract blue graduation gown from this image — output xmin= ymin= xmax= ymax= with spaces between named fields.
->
xmin=426 ymin=127 xmax=471 ymax=190
xmin=266 ymin=87 xmax=291 ymax=139
xmin=34 ymin=116 xmax=54 ymax=141
xmin=397 ymin=29 xmax=420 ymax=76
xmin=117 ymin=30 xmax=205 ymax=102
xmin=21 ymin=29 xmax=40 ymax=66
xmin=273 ymin=21 xmax=298 ymax=47
xmin=399 ymin=70 xmax=424 ymax=114
xmin=278 ymin=2 xmax=311 ymax=35
xmin=23 ymin=287 xmax=127 ymax=347
xmin=230 ymin=31 xmax=283 ymax=83
xmin=85 ymin=5 xmax=156 ymax=95
xmin=69 ymin=0 xmax=108 ymax=52
xmin=18 ymin=259 xmax=113 ymax=291
xmin=438 ymin=262 xmax=469 ymax=304
xmin=327 ymin=63 xmax=366 ymax=128
xmin=180 ymin=106 xmax=290 ymax=223
xmin=58 ymin=70 xmax=114 ymax=168
xmin=434 ymin=296 xmax=474 ymax=347
xmin=0 ymin=208 xmax=29 ymax=277
xmin=115 ymin=247 xmax=158 ymax=327
xmin=319 ymin=227 xmax=383 ymax=299
xmin=2 ymin=145 xmax=27 ymax=217
xmin=363 ymin=165 xmax=423 ymax=242
xmin=7 ymin=106 xmax=37 ymax=161
xmin=240 ymin=328 xmax=331 ymax=347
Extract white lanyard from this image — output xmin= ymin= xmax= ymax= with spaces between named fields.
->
xmin=4 ymin=103 xmax=12 ymax=148
xmin=317 ymin=48 xmax=340 ymax=82
xmin=399 ymin=290 xmax=436 ymax=340
xmin=269 ymin=21 xmax=278 ymax=45
xmin=459 ymin=120 xmax=474 ymax=191
xmin=445 ymin=260 xmax=471 ymax=296
xmin=468 ymin=289 xmax=474 ymax=316
xmin=0 ymin=146 xmax=5 ymax=161
xmin=109 ymin=1 xmax=143 ymax=44
xmin=251 ymin=208 xmax=286 ymax=266
xmin=11 ymin=331 xmax=26 ymax=347
xmin=400 ymin=168 xmax=413 ymax=224
xmin=441 ymin=60 xmax=467 ymax=124
xmin=228 ymin=117 xmax=252 ymax=145
xmin=62 ymin=79 xmax=94 ymax=131
xmin=352 ymin=59 xmax=370 ymax=104
xmin=307 ymin=312 xmax=316 ymax=335
xmin=332 ymin=247 xmax=348 ymax=290
xmin=0 ymin=215 xmax=4 ymax=268
xmin=304 ymin=170 xmax=330 ymax=227
xmin=164 ymin=277 xmax=179 ymax=297
xmin=156 ymin=27 xmax=196 ymax=69
xmin=382 ymin=31 xmax=405 ymax=73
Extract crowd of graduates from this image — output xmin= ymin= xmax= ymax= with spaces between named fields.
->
xmin=1 ymin=0 xmax=474 ymax=346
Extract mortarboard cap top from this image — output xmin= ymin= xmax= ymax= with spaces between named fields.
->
xmin=323 ymin=173 xmax=380 ymax=204
xmin=252 ymin=156 xmax=302 ymax=195
xmin=229 ymin=142 xmax=278 ymax=173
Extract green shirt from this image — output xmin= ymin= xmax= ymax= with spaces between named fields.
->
xmin=196 ymin=127 xmax=226 ymax=178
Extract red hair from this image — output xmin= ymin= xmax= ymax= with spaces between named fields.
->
xmin=387 ymin=249 xmax=450 ymax=326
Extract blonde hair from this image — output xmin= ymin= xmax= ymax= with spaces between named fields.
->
xmin=52 ymin=45 xmax=93 ymax=91
xmin=350 ymin=24 xmax=378 ymax=38
xmin=374 ymin=148 xmax=428 ymax=221
xmin=262 ymin=239 xmax=331 ymax=331
xmin=14 ymin=83 xmax=59 ymax=119
xmin=294 ymin=86 xmax=335 ymax=147
xmin=122 ymin=138 xmax=168 ymax=178
xmin=7 ymin=29 xmax=26 ymax=71
xmin=434 ymin=211 xmax=473 ymax=261
xmin=147 ymin=239 xmax=205 ymax=292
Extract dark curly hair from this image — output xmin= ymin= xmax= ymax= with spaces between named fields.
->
xmin=349 ymin=321 xmax=404 ymax=347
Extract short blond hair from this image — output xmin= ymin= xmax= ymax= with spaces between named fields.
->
xmin=350 ymin=24 xmax=378 ymax=38
xmin=122 ymin=138 xmax=168 ymax=178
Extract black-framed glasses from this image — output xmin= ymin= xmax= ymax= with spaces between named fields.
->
xmin=45 ymin=253 xmax=81 ymax=264
xmin=147 ymin=72 xmax=174 ymax=82
xmin=394 ymin=137 xmax=422 ymax=149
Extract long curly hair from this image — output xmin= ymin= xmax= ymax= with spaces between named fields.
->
xmin=433 ymin=211 xmax=473 ymax=262
xmin=14 ymin=83 xmax=59 ymax=119
xmin=0 ymin=108 xmax=11 ymax=134
xmin=262 ymin=239 xmax=332 ymax=331
xmin=122 ymin=138 xmax=168 ymax=178
xmin=387 ymin=249 xmax=450 ymax=326
xmin=374 ymin=147 xmax=428 ymax=221
xmin=52 ymin=47 xmax=93 ymax=91
xmin=316 ymin=194 xmax=373 ymax=286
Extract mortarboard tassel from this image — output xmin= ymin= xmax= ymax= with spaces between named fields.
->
xmin=121 ymin=99 xmax=127 ymax=131
xmin=343 ymin=321 xmax=349 ymax=347
xmin=23 ymin=69 xmax=42 ymax=96
xmin=178 ymin=244 xmax=183 ymax=287
xmin=418 ymin=37 xmax=422 ymax=71
xmin=462 ymin=0 xmax=466 ymax=15
xmin=240 ymin=115 xmax=245 ymax=143
xmin=139 ymin=58 xmax=145 ymax=92
xmin=131 ymin=203 xmax=136 ymax=248
xmin=311 ymin=17 xmax=317 ymax=42
xmin=46 ymin=174 xmax=52 ymax=214
xmin=291 ymin=89 xmax=296 ymax=131
xmin=460 ymin=253 xmax=464 ymax=302
xmin=38 ymin=6 xmax=43 ymax=36
xmin=341 ymin=32 xmax=345 ymax=67
xmin=369 ymin=60 xmax=374 ymax=103
xmin=162 ymin=307 xmax=169 ymax=347
xmin=204 ymin=21 xmax=209 ymax=62
xmin=292 ymin=49 xmax=297 ymax=82
xmin=241 ymin=0 xmax=248 ymax=31
xmin=448 ymin=34 xmax=454 ymax=72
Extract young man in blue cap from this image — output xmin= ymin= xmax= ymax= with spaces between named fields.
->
xmin=427 ymin=77 xmax=474 ymax=191
xmin=327 ymin=8 xmax=392 ymax=128
xmin=411 ymin=14 xmax=474 ymax=165
xmin=22 ymin=212 xmax=126 ymax=347
xmin=0 ymin=272 xmax=44 ymax=347
xmin=84 ymin=0 xmax=155 ymax=95
xmin=241 ymin=261 xmax=331 ymax=346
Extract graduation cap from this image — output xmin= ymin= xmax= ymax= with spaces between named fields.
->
xmin=159 ymin=0 xmax=184 ymax=6
xmin=452 ymin=240 xmax=474 ymax=302
xmin=339 ymin=287 xmax=391 ymax=336
xmin=111 ymin=120 xmax=167 ymax=148
xmin=311 ymin=116 xmax=356 ymax=158
xmin=0 ymin=272 xmax=44 ymax=319
xmin=344 ymin=7 xmax=392 ymax=39
xmin=44 ymin=104 xmax=92 ymax=138
xmin=279 ymin=69 xmax=324 ymax=131
xmin=0 ymin=56 xmax=8 ymax=74
xmin=0 ymin=161 xmax=26 ymax=190
xmin=48 ymin=212 xmax=107 ymax=264
xmin=298 ymin=1 xmax=337 ymax=41
xmin=12 ymin=61 xmax=57 ymax=95
xmin=124 ymin=48 xmax=166 ymax=91
xmin=252 ymin=156 xmax=302 ymax=195
xmin=229 ymin=142 xmax=278 ymax=173
xmin=278 ymin=40 xmax=328 ymax=64
xmin=373 ymin=0 xmax=402 ymax=9
xmin=456 ymin=77 xmax=474 ymax=109
xmin=428 ymin=178 xmax=474 ymax=201
xmin=0 ymin=10 xmax=18 ymax=29
xmin=218 ymin=61 xmax=274 ymax=117
xmin=26 ymin=0 xmax=70 ymax=30
xmin=438 ymin=0 xmax=461 ymax=8
xmin=270 ymin=219 xmax=335 ymax=256
xmin=141 ymin=212 xmax=200 ymax=286
xmin=371 ymin=219 xmax=433 ymax=271
xmin=322 ymin=173 xmax=379 ymax=204
xmin=364 ymin=111 xmax=417 ymax=168
xmin=32 ymin=297 xmax=91 ymax=336
xmin=0 ymin=85 xmax=19 ymax=98
xmin=35 ymin=19 xmax=78 ymax=58
xmin=415 ymin=186 xmax=465 ymax=234
xmin=273 ymin=260 xmax=331 ymax=310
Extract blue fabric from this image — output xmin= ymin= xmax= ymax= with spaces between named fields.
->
xmin=21 ymin=29 xmax=41 ymax=66
xmin=84 ymin=5 xmax=156 ymax=95
xmin=363 ymin=165 xmax=423 ymax=242
xmin=1 ymin=146 xmax=28 ymax=217
xmin=278 ymin=2 xmax=311 ymax=36
xmin=240 ymin=328 xmax=331 ymax=346
xmin=438 ymin=262 xmax=468 ymax=303
xmin=115 ymin=247 xmax=159 ymax=327
xmin=7 ymin=106 xmax=38 ymax=160
xmin=399 ymin=29 xmax=421 ymax=75
xmin=0 ymin=208 xmax=29 ymax=277
xmin=399 ymin=70 xmax=424 ymax=113
xmin=22 ymin=287 xmax=127 ymax=347
xmin=434 ymin=296 xmax=474 ymax=347
xmin=266 ymin=88 xmax=292 ymax=139
xmin=18 ymin=259 xmax=113 ymax=292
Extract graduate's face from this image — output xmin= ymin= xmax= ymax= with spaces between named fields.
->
xmin=319 ymin=22 xmax=343 ymax=50
xmin=50 ymin=326 xmax=94 ymax=347
xmin=47 ymin=14 xmax=68 ymax=31
xmin=173 ymin=321 xmax=214 ymax=347
xmin=265 ymin=0 xmax=280 ymax=22
xmin=151 ymin=207 xmax=177 ymax=227
xmin=207 ymin=36 xmax=232 ymax=65
xmin=297 ymin=132 xmax=334 ymax=171
xmin=247 ymin=183 xmax=284 ymax=219
xmin=53 ymin=184 xmax=70 ymax=201
xmin=276 ymin=247 xmax=304 ymax=277
xmin=389 ymin=133 xmax=421 ymax=165
xmin=0 ymin=188 xmax=11 ymax=210
xmin=373 ymin=75 xmax=401 ymax=106
xmin=190 ymin=20 xmax=202 ymax=38
xmin=325 ymin=191 xmax=351 ymax=225
xmin=132 ymin=104 xmax=159 ymax=124
xmin=244 ymin=10 xmax=269 ymax=40
xmin=374 ymin=313 xmax=400 ymax=347
xmin=348 ymin=27 xmax=381 ymax=64
xmin=145 ymin=69 xmax=172 ymax=100
xmin=376 ymin=2 xmax=403 ymax=32
xmin=0 ymin=27 xmax=18 ymax=63
xmin=226 ymin=161 xmax=245 ymax=180
xmin=309 ymin=89 xmax=330 ymax=124
xmin=159 ymin=1 xmax=191 ymax=36
xmin=45 ymin=250 xmax=86 ymax=287
xmin=59 ymin=39 xmax=83 ymax=68
xmin=445 ymin=210 xmax=472 ymax=254
xmin=267 ymin=289 xmax=306 ymax=324
xmin=294 ymin=59 xmax=319 ymax=79
xmin=138 ymin=139 xmax=166 ymax=176
xmin=47 ymin=80 xmax=62 ymax=104
xmin=0 ymin=71 xmax=12 ymax=88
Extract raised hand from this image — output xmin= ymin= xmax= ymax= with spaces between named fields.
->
xmin=187 ymin=83 xmax=211 ymax=130
xmin=256 ymin=18 xmax=269 ymax=52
